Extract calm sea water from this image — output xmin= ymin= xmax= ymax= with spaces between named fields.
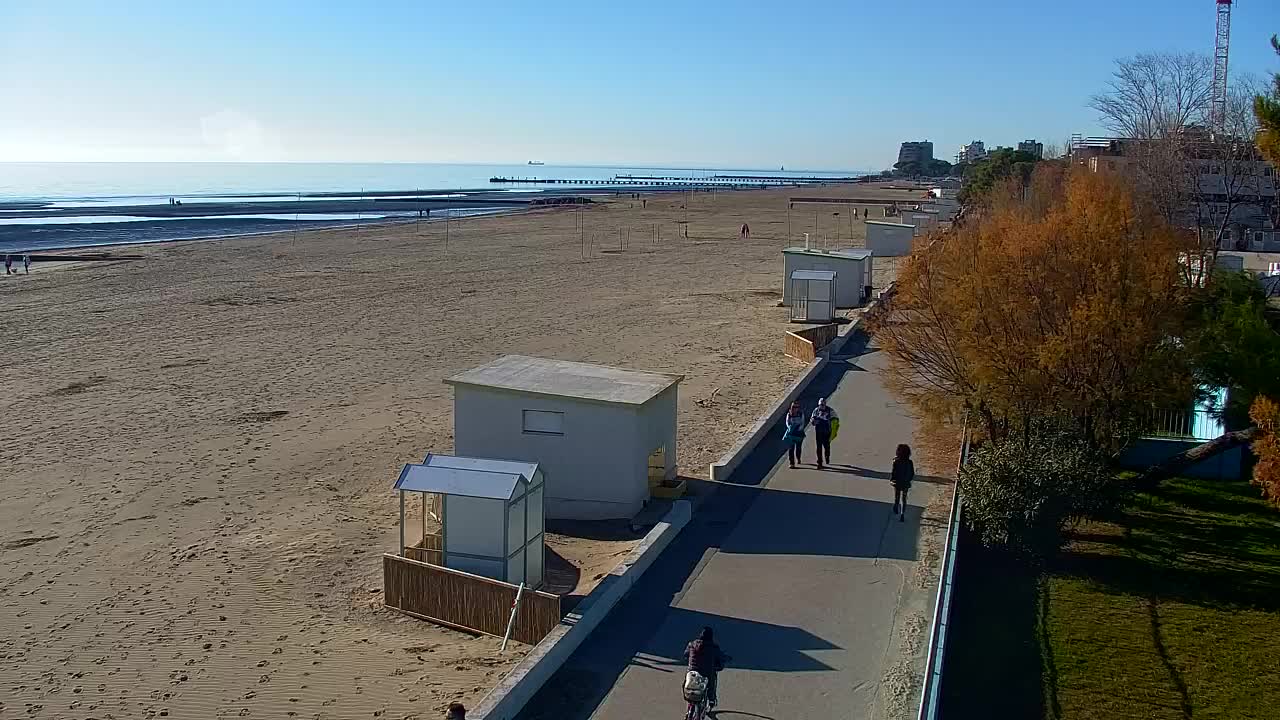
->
xmin=0 ymin=162 xmax=866 ymax=201
xmin=0 ymin=162 xmax=868 ymax=253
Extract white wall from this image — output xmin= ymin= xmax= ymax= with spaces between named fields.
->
xmin=903 ymin=212 xmax=935 ymax=233
xmin=781 ymin=252 xmax=867 ymax=308
xmin=635 ymin=386 xmax=678 ymax=485
xmin=866 ymin=223 xmax=914 ymax=257
xmin=453 ymin=386 xmax=648 ymax=520
xmin=444 ymin=494 xmax=507 ymax=579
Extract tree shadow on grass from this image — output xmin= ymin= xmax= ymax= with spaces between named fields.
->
xmin=1055 ymin=481 xmax=1280 ymax=613
xmin=943 ymin=478 xmax=1280 ymax=719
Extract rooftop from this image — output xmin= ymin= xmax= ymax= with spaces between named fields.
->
xmin=395 ymin=460 xmax=530 ymax=500
xmin=865 ymin=220 xmax=915 ymax=228
xmin=446 ymin=355 xmax=683 ymax=406
xmin=782 ymin=247 xmax=873 ymax=259
xmin=422 ymin=453 xmax=540 ymax=483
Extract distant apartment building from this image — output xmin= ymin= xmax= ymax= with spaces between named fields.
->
xmin=1069 ymin=133 xmax=1277 ymax=249
xmin=956 ymin=140 xmax=987 ymax=164
xmin=897 ymin=141 xmax=934 ymax=167
xmin=1017 ymin=139 xmax=1044 ymax=159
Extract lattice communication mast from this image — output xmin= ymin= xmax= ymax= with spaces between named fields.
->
xmin=1211 ymin=0 xmax=1233 ymax=132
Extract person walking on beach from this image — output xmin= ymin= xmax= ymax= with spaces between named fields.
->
xmin=446 ymin=702 xmax=466 ymax=719
xmin=810 ymin=397 xmax=838 ymax=469
xmin=22 ymin=254 xmax=30 ymax=274
xmin=891 ymin=444 xmax=915 ymax=522
xmin=740 ymin=222 xmax=750 ymax=241
xmin=782 ymin=401 xmax=807 ymax=468
xmin=4 ymin=255 xmax=11 ymax=275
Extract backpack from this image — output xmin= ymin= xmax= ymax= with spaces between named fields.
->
xmin=683 ymin=671 xmax=709 ymax=702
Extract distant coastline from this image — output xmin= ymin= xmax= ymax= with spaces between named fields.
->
xmin=0 ymin=162 xmax=878 ymax=254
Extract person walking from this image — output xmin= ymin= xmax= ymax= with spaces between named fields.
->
xmin=22 ymin=254 xmax=31 ymax=274
xmin=782 ymin=401 xmax=807 ymax=468
xmin=810 ymin=397 xmax=838 ymax=469
xmin=4 ymin=255 xmax=11 ymax=275
xmin=891 ymin=444 xmax=915 ymax=522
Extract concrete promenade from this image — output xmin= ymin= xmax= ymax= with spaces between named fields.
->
xmin=516 ymin=332 xmax=936 ymax=720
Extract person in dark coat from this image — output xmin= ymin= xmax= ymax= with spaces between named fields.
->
xmin=446 ymin=702 xmax=466 ymax=719
xmin=810 ymin=397 xmax=837 ymax=468
xmin=891 ymin=444 xmax=915 ymax=522
xmin=684 ymin=626 xmax=728 ymax=708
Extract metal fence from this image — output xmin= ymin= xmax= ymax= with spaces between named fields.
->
xmin=1143 ymin=408 xmax=1224 ymax=441
xmin=917 ymin=420 xmax=970 ymax=720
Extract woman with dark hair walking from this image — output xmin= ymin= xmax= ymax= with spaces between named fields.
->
xmin=781 ymin=401 xmax=807 ymax=468
xmin=891 ymin=444 xmax=914 ymax=522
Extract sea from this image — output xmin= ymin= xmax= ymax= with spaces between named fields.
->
xmin=0 ymin=162 xmax=869 ymax=254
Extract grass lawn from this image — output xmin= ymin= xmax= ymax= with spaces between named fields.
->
xmin=941 ymin=476 xmax=1280 ymax=719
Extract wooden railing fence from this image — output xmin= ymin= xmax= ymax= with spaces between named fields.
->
xmin=383 ymin=554 xmax=561 ymax=645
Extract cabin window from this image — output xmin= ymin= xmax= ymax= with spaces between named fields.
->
xmin=522 ymin=410 xmax=564 ymax=435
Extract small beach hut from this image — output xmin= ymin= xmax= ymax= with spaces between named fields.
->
xmin=902 ymin=211 xmax=935 ymax=234
xmin=781 ymin=246 xmax=873 ymax=308
xmin=865 ymin=220 xmax=916 ymax=257
xmin=789 ymin=269 xmax=837 ymax=323
xmin=447 ymin=356 xmax=682 ymax=520
xmin=395 ymin=454 xmax=545 ymax=588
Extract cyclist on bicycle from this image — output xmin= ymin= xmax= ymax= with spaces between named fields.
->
xmin=684 ymin=626 xmax=728 ymax=709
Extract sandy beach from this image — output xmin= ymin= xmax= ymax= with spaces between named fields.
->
xmin=0 ymin=182 xmax=923 ymax=719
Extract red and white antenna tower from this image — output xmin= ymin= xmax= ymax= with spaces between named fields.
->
xmin=1211 ymin=0 xmax=1234 ymax=132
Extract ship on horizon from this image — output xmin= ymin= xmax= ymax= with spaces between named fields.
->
xmin=528 ymin=160 xmax=545 ymax=165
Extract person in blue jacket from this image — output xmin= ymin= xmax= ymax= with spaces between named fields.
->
xmin=782 ymin=401 xmax=807 ymax=468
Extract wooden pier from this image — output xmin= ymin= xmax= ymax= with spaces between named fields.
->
xmin=488 ymin=174 xmax=867 ymax=187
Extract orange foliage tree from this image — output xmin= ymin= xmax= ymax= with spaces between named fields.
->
xmin=872 ymin=165 xmax=1196 ymax=450
xmin=1250 ymin=396 xmax=1280 ymax=505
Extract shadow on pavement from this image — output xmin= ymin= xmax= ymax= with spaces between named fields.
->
xmin=719 ymin=485 xmax=920 ymax=561
xmin=631 ymin=605 xmax=841 ymax=673
xmin=820 ymin=465 xmax=951 ymax=486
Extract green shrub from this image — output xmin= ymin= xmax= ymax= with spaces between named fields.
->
xmin=961 ymin=433 xmax=1120 ymax=558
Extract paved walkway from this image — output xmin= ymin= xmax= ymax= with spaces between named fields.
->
xmin=516 ymin=333 xmax=934 ymax=720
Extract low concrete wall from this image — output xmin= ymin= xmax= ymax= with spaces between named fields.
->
xmin=472 ymin=499 xmax=693 ymax=720
xmin=1119 ymin=437 xmax=1244 ymax=480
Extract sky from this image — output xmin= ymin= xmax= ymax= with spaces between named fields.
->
xmin=1 ymin=0 xmax=1278 ymax=170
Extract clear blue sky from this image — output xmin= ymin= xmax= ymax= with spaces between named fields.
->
xmin=1 ymin=0 xmax=1278 ymax=170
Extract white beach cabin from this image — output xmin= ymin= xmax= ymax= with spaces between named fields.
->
xmin=447 ymin=355 xmax=682 ymax=521
xmin=789 ymin=269 xmax=837 ymax=323
xmin=781 ymin=246 xmax=873 ymax=309
xmin=394 ymin=454 xmax=545 ymax=588
xmin=902 ymin=211 xmax=936 ymax=233
xmin=865 ymin=220 xmax=916 ymax=257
